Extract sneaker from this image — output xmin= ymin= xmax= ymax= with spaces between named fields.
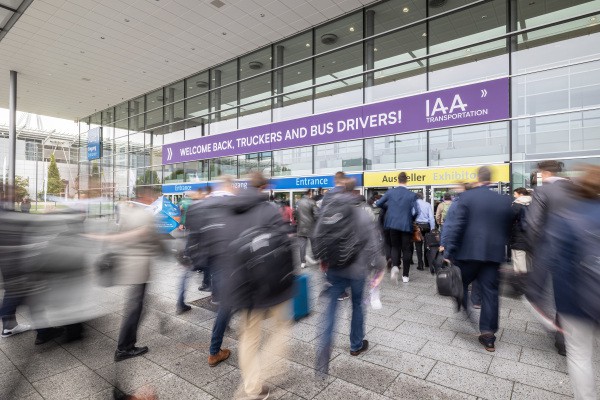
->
xmin=390 ymin=266 xmax=400 ymax=284
xmin=114 ymin=346 xmax=149 ymax=362
xmin=402 ymin=276 xmax=409 ymax=283
xmin=306 ymin=255 xmax=316 ymax=264
xmin=478 ymin=333 xmax=496 ymax=352
xmin=1 ymin=324 xmax=31 ymax=338
xmin=176 ymin=304 xmax=192 ymax=315
xmin=337 ymin=291 xmax=350 ymax=301
xmin=300 ymin=262 xmax=306 ymax=269
xmin=350 ymin=340 xmax=369 ymax=356
xmin=208 ymin=348 xmax=231 ymax=367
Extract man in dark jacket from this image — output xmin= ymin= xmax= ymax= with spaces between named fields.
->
xmin=443 ymin=166 xmax=512 ymax=352
xmin=510 ymin=187 xmax=532 ymax=275
xmin=375 ymin=172 xmax=417 ymax=283
xmin=218 ymin=173 xmax=294 ymax=400
xmin=295 ymin=189 xmax=318 ymax=269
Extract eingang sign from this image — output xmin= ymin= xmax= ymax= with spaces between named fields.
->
xmin=163 ymin=78 xmax=509 ymax=165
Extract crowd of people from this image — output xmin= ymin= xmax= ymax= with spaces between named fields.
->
xmin=1 ymin=161 xmax=599 ymax=400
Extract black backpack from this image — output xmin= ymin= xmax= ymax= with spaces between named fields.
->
xmin=311 ymin=195 xmax=360 ymax=269
xmin=435 ymin=260 xmax=464 ymax=311
xmin=229 ymin=205 xmax=295 ymax=307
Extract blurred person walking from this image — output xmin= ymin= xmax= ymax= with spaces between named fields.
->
xmin=443 ymin=166 xmax=512 ymax=352
xmin=20 ymin=196 xmax=31 ymax=213
xmin=314 ymin=179 xmax=384 ymax=375
xmin=414 ymin=192 xmax=435 ymax=271
xmin=435 ymin=192 xmax=453 ymax=230
xmin=534 ymin=165 xmax=600 ymax=400
xmin=509 ymin=187 xmax=532 ymax=294
xmin=375 ymin=172 xmax=417 ymax=283
xmin=295 ymin=189 xmax=318 ymax=269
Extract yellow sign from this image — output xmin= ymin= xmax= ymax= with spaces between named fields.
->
xmin=364 ymin=164 xmax=510 ymax=187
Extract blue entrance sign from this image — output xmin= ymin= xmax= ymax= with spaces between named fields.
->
xmin=150 ymin=196 xmax=181 ymax=234
xmin=87 ymin=127 xmax=102 ymax=160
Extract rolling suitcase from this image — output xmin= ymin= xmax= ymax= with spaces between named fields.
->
xmin=293 ymin=274 xmax=310 ymax=321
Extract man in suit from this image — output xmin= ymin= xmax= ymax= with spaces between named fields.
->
xmin=443 ymin=166 xmax=512 ymax=352
xmin=376 ymin=172 xmax=417 ymax=283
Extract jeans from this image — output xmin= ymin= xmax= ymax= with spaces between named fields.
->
xmin=202 ymin=266 xmax=211 ymax=287
xmin=316 ymin=273 xmax=365 ymax=375
xmin=117 ymin=283 xmax=147 ymax=351
xmin=561 ymin=314 xmax=598 ymax=400
xmin=415 ymin=223 xmax=431 ymax=267
xmin=0 ymin=291 xmax=23 ymax=331
xmin=470 ymin=280 xmax=482 ymax=307
xmin=177 ymin=269 xmax=190 ymax=309
xmin=457 ymin=261 xmax=499 ymax=333
xmin=298 ymin=236 xmax=309 ymax=263
xmin=389 ymin=229 xmax=413 ymax=276
xmin=209 ymin=305 xmax=232 ymax=355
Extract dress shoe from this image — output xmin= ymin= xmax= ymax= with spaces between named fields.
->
xmin=208 ymin=348 xmax=231 ymax=367
xmin=176 ymin=304 xmax=192 ymax=315
xmin=35 ymin=327 xmax=64 ymax=345
xmin=350 ymin=340 xmax=369 ymax=356
xmin=478 ymin=333 xmax=496 ymax=352
xmin=2 ymin=324 xmax=31 ymax=338
xmin=114 ymin=346 xmax=149 ymax=362
xmin=417 ymin=263 xmax=424 ymax=271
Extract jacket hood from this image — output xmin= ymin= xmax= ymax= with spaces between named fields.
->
xmin=514 ymin=195 xmax=532 ymax=206
xmin=229 ymin=187 xmax=269 ymax=213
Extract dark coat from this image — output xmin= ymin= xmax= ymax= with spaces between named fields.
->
xmin=443 ymin=186 xmax=512 ymax=264
xmin=295 ymin=196 xmax=318 ymax=237
xmin=375 ymin=186 xmax=417 ymax=233
xmin=510 ymin=196 xmax=532 ymax=251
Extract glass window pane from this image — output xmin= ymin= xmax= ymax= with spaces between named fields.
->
xmin=517 ymin=0 xmax=600 ymax=31
xmin=240 ymin=47 xmax=271 ymax=80
xmin=369 ymin=0 xmax=426 ymax=35
xmin=186 ymin=94 xmax=208 ymax=119
xmin=428 ymin=0 xmax=486 ymax=16
xmin=129 ymin=97 xmax=145 ymax=130
xmin=115 ymin=102 xmax=128 ymax=130
xmin=102 ymin=108 xmax=115 ymax=125
xmin=146 ymin=107 xmax=164 ymax=130
xmin=165 ymin=80 xmax=184 ymax=103
xmin=429 ymin=122 xmax=509 ymax=166
xmin=164 ymin=100 xmax=184 ymax=125
xmin=275 ymin=31 xmax=312 ymax=65
xmin=315 ymin=12 xmax=363 ymax=54
xmin=239 ymin=100 xmax=271 ymax=129
xmin=184 ymin=161 xmax=209 ymax=182
xmin=186 ymin=71 xmax=210 ymax=98
xmin=239 ymin=152 xmax=272 ymax=176
xmin=164 ymin=163 xmax=185 ymax=183
xmin=273 ymin=89 xmax=313 ymax=122
xmin=147 ymin=88 xmax=164 ymax=111
xmin=365 ymin=132 xmax=427 ymax=171
xmin=315 ymin=44 xmax=363 ymax=113
xmin=273 ymin=60 xmax=312 ymax=119
xmin=273 ymin=147 xmax=313 ymax=176
xmin=210 ymin=156 xmax=238 ymax=178
xmin=314 ymin=140 xmax=364 ymax=173
xmin=315 ymin=76 xmax=363 ymax=113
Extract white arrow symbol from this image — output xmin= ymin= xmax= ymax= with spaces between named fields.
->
xmin=167 ymin=147 xmax=173 ymax=161
xmin=481 ymin=89 xmax=487 ymax=97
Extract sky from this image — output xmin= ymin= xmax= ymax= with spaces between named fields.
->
xmin=0 ymin=108 xmax=79 ymax=135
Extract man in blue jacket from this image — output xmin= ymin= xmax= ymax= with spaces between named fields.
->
xmin=376 ymin=172 xmax=417 ymax=283
xmin=443 ymin=166 xmax=512 ymax=352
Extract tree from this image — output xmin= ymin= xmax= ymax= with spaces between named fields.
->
xmin=0 ymin=175 xmax=29 ymax=202
xmin=46 ymin=154 xmax=65 ymax=196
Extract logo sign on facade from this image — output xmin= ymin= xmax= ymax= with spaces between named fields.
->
xmin=163 ymin=78 xmax=509 ymax=165
xmin=87 ymin=127 xmax=102 ymax=160
xmin=364 ymin=164 xmax=510 ymax=187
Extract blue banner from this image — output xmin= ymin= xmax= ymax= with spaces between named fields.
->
xmin=87 ymin=127 xmax=102 ymax=160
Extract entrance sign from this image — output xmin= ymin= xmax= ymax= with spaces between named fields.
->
xmin=364 ymin=164 xmax=510 ymax=187
xmin=150 ymin=196 xmax=180 ymax=233
xmin=163 ymin=78 xmax=509 ymax=165
xmin=87 ymin=127 xmax=102 ymax=160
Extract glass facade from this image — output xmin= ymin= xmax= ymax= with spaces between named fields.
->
xmin=79 ymin=0 xmax=600 ymax=203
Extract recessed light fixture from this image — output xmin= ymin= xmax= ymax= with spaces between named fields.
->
xmin=297 ymin=71 xmax=301 ymax=75
xmin=422 ymin=32 xmax=427 ymax=37
xmin=222 ymin=32 xmax=227 ymax=35
xmin=403 ymin=7 xmax=409 ymax=12
xmin=465 ymin=48 xmax=471 ymax=53
xmin=374 ymin=48 xmax=378 ymax=51
xmin=124 ymin=18 xmax=130 ymax=22
xmin=82 ymin=77 xmax=91 ymax=81
xmin=165 ymin=60 xmax=169 ymax=63
xmin=100 ymin=36 xmax=105 ymax=39
xmin=591 ymin=16 xmax=597 ymax=22
xmin=260 ymin=13 xmax=265 ymax=17
xmin=528 ymin=1 xmax=535 ymax=5
xmin=191 ymin=47 xmax=195 ymax=50
xmin=142 ymin=71 xmax=146 ymax=73
xmin=306 ymin=43 xmax=310 ymax=47
xmin=80 ymin=50 xmax=85 ymax=53
xmin=481 ymin=15 xmax=487 ymax=19
xmin=63 ymin=63 xmax=68 ymax=65
xmin=349 ymin=26 xmax=355 ymax=32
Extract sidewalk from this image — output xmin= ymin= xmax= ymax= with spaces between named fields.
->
xmin=0 ymin=258 xmax=583 ymax=399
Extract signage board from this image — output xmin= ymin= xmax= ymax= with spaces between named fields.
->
xmin=163 ymin=78 xmax=509 ymax=165
xmin=87 ymin=127 xmax=102 ymax=160
xmin=363 ymin=164 xmax=510 ymax=187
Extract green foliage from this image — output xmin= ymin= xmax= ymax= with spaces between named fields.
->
xmin=14 ymin=176 xmax=29 ymax=202
xmin=136 ymin=170 xmax=160 ymax=185
xmin=46 ymin=154 xmax=64 ymax=195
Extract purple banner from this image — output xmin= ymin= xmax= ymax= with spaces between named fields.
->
xmin=163 ymin=78 xmax=509 ymax=165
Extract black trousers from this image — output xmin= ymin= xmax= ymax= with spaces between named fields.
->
xmin=117 ymin=283 xmax=147 ymax=351
xmin=389 ymin=229 xmax=413 ymax=277
xmin=415 ymin=223 xmax=431 ymax=268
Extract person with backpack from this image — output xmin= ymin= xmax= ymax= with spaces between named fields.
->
xmin=535 ymin=165 xmax=600 ymax=400
xmin=510 ymin=187 xmax=532 ymax=279
xmin=295 ymin=189 xmax=318 ymax=269
xmin=435 ymin=192 xmax=452 ymax=229
xmin=414 ymin=192 xmax=435 ymax=271
xmin=314 ymin=178 xmax=384 ymax=376
xmin=219 ymin=172 xmax=295 ymax=400
xmin=375 ymin=172 xmax=418 ymax=283
xmin=442 ymin=166 xmax=512 ymax=352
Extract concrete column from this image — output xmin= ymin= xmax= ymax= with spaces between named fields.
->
xmin=7 ymin=70 xmax=17 ymax=208
xmin=365 ymin=10 xmax=376 ymax=102
xmin=275 ymin=45 xmax=284 ymax=108
xmin=213 ymin=69 xmax=222 ymax=122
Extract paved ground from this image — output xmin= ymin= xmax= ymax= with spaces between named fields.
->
xmin=1 ymin=253 xmax=593 ymax=399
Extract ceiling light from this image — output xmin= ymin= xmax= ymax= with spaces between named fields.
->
xmin=82 ymin=77 xmax=91 ymax=81
xmin=48 ymin=73 xmax=52 ymax=76
xmin=63 ymin=63 xmax=68 ymax=65
xmin=349 ymin=27 xmax=355 ymax=32
xmin=422 ymin=32 xmax=427 ymax=36
xmin=465 ymin=48 xmax=471 ymax=53
xmin=124 ymin=18 xmax=130 ymax=22
xmin=80 ymin=50 xmax=85 ymax=53
xmin=481 ymin=15 xmax=487 ymax=19
xmin=591 ymin=16 xmax=597 ymax=22
xmin=403 ymin=7 xmax=409 ymax=12
xmin=528 ymin=1 xmax=535 ymax=5
xmin=191 ymin=48 xmax=195 ymax=50
xmin=260 ymin=13 xmax=265 ymax=17
xmin=374 ymin=48 xmax=378 ymax=51
xmin=100 ymin=36 xmax=105 ymax=39
xmin=297 ymin=71 xmax=301 ymax=75
xmin=306 ymin=43 xmax=310 ymax=47
xmin=222 ymin=32 xmax=227 ymax=35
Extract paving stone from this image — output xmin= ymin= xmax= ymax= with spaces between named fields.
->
xmin=418 ymin=341 xmax=493 ymax=373
xmin=311 ymin=331 xmax=353 ymax=354
xmin=380 ymin=288 xmax=420 ymax=301
xmin=162 ymin=351 xmax=234 ymax=388
xmin=519 ymin=347 xmax=568 ymax=373
xmin=499 ymin=328 xmax=556 ymax=352
xmin=266 ymin=359 xmax=334 ymax=399
xmin=364 ymin=312 xmax=404 ymax=331
xmin=498 ymin=317 xmax=527 ymax=332
xmin=32 ymin=365 xmax=111 ymax=400
xmin=0 ymin=348 xmax=16 ymax=375
xmin=86 ymin=313 xmax=124 ymax=334
xmin=511 ymin=383 xmax=573 ymax=400
xmin=61 ymin=333 xmax=118 ymax=370
xmin=0 ymin=369 xmax=42 ymax=399
xmin=385 ymin=372 xmax=476 ymax=400
xmin=96 ymin=356 xmax=170 ymax=393
xmin=358 ymin=344 xmax=436 ymax=378
xmin=525 ymin=322 xmax=549 ymax=336
xmin=506 ymin=308 xmax=537 ymax=322
xmin=314 ymin=378 xmax=391 ymax=400
xmin=488 ymin=357 xmax=572 ymax=396
xmin=395 ymin=321 xmax=457 ymax=344
xmin=367 ymin=327 xmax=428 ymax=354
xmin=419 ymin=303 xmax=469 ymax=321
xmin=426 ymin=362 xmax=513 ymax=400
xmin=286 ymin=321 xmax=321 ymax=342
xmin=285 ymin=338 xmax=340 ymax=369
xmin=9 ymin=344 xmax=84 ymax=382
xmin=391 ymin=308 xmax=448 ymax=327
xmin=141 ymin=334 xmax=196 ymax=366
xmin=440 ymin=318 xmax=480 ymax=336
xmin=450 ymin=333 xmax=522 ymax=361
xmin=414 ymin=293 xmax=459 ymax=309
xmin=151 ymin=373 xmax=214 ymax=400
xmin=328 ymin=354 xmax=399 ymax=394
